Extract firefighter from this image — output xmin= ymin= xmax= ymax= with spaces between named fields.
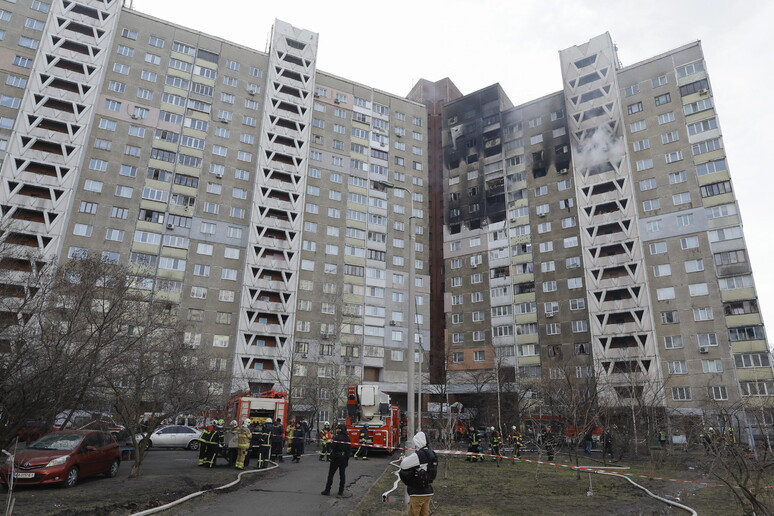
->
xmin=354 ymin=424 xmax=370 ymax=460
xmin=197 ymin=421 xmax=214 ymax=466
xmin=254 ymin=418 xmax=273 ymax=469
xmin=286 ymin=419 xmax=296 ymax=456
xmin=466 ymin=426 xmax=483 ymax=462
xmin=203 ymin=419 xmax=225 ymax=468
xmin=270 ymin=418 xmax=284 ymax=462
xmin=235 ymin=419 xmax=251 ymax=469
xmin=542 ymin=426 xmax=555 ymax=462
xmin=292 ymin=421 xmax=305 ymax=462
xmin=226 ymin=420 xmax=240 ymax=467
xmin=249 ymin=420 xmax=262 ymax=466
xmin=490 ymin=426 xmax=502 ymax=461
xmin=512 ymin=429 xmax=524 ymax=458
xmin=319 ymin=422 xmax=333 ymax=461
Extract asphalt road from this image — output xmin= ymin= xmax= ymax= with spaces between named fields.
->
xmin=172 ymin=452 xmax=393 ymax=516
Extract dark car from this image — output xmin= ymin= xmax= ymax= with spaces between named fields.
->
xmin=0 ymin=430 xmax=120 ymax=488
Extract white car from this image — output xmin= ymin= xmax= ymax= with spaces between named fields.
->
xmin=137 ymin=425 xmax=202 ymax=450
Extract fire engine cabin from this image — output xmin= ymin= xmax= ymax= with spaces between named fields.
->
xmin=345 ymin=385 xmax=400 ymax=453
xmin=227 ymin=390 xmax=288 ymax=427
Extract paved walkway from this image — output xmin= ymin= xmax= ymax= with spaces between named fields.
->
xmin=171 ymin=452 xmax=392 ymax=515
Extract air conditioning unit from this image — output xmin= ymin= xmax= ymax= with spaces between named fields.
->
xmin=389 ymin=320 xmax=397 ymax=326
xmin=699 ymin=347 xmax=709 ymax=354
xmin=218 ymin=116 xmax=229 ymax=123
xmin=313 ymin=92 xmax=320 ymax=98
xmin=247 ymin=88 xmax=258 ymax=96
xmin=699 ymin=88 xmax=709 ymax=95
xmin=558 ymin=168 xmax=569 ymax=175
xmin=301 ymin=353 xmax=308 ymax=358
xmin=538 ymin=212 xmax=546 ymax=217
xmin=321 ymin=333 xmax=331 ymax=339
xmin=546 ymin=312 xmax=555 ymax=318
xmin=215 ymin=172 xmax=224 ymax=179
xmin=130 ymin=114 xmax=140 ymax=120
xmin=166 ymin=222 xmax=174 ymax=230
xmin=334 ymin=99 xmax=341 ymax=104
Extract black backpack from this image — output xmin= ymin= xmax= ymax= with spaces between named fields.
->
xmin=401 ymin=448 xmax=438 ymax=489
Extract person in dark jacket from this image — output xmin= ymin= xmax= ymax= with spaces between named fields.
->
xmin=321 ymin=424 xmax=351 ymax=497
xmin=466 ymin=426 xmax=483 ymax=462
xmin=270 ymin=418 xmax=284 ymax=462
xmin=292 ymin=421 xmax=305 ymax=462
xmin=399 ymin=431 xmax=438 ymax=516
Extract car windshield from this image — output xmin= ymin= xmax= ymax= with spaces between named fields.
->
xmin=28 ymin=433 xmax=83 ymax=450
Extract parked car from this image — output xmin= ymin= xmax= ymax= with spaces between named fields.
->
xmin=137 ymin=425 xmax=202 ymax=450
xmin=0 ymin=430 xmax=120 ymax=488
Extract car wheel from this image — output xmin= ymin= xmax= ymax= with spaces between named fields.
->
xmin=63 ymin=466 xmax=79 ymax=488
xmin=106 ymin=459 xmax=120 ymax=478
xmin=188 ymin=440 xmax=200 ymax=451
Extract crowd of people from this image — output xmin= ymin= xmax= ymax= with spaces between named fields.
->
xmin=196 ymin=416 xmax=316 ymax=469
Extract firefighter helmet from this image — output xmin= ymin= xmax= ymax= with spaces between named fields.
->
xmin=512 ymin=426 xmax=517 ymax=430
xmin=217 ymin=419 xmax=225 ymax=426
xmin=265 ymin=418 xmax=273 ymax=424
xmin=363 ymin=423 xmax=369 ymax=428
xmin=230 ymin=420 xmax=238 ymax=427
xmin=491 ymin=427 xmax=495 ymax=431
xmin=324 ymin=421 xmax=330 ymax=426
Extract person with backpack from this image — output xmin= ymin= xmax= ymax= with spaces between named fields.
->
xmin=399 ymin=431 xmax=438 ymax=516
xmin=321 ymin=424 xmax=351 ymax=497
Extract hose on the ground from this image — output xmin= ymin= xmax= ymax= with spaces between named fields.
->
xmin=129 ymin=461 xmax=278 ymax=516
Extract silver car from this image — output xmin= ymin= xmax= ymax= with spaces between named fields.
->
xmin=138 ymin=425 xmax=202 ymax=450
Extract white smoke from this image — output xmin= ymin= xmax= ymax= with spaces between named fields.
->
xmin=573 ymin=124 xmax=625 ymax=171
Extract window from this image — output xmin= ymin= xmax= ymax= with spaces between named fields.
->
xmin=680 ymin=236 xmax=699 ymax=249
xmin=642 ymin=199 xmax=660 ymax=212
xmin=653 ymin=264 xmax=671 ymax=277
xmin=661 ymin=311 xmax=679 ymax=324
xmin=656 ymin=287 xmax=675 ymax=300
xmin=627 ymin=102 xmax=643 ymax=114
xmin=632 ymin=138 xmax=650 ymax=151
xmin=668 ymin=361 xmax=688 ymax=374
xmin=19 ymin=36 xmax=39 ymax=49
xmin=698 ymin=333 xmax=719 ymax=347
xmin=658 ymin=112 xmax=676 ymax=125
xmin=671 ymin=387 xmax=691 ymax=401
xmin=672 ymin=192 xmax=691 ymax=206
xmin=654 ymin=93 xmax=671 ymax=106
xmin=664 ymin=335 xmax=683 ymax=349
xmin=473 ymin=350 xmax=485 ymax=362
xmin=693 ymin=307 xmax=714 ymax=321
xmin=652 ymin=75 xmax=668 ymax=88
xmin=668 ymin=171 xmax=687 ymax=184
xmin=639 ymin=178 xmax=657 ymax=191
xmin=702 ymin=359 xmax=723 ymax=373
xmin=649 ymin=241 xmax=667 ymax=255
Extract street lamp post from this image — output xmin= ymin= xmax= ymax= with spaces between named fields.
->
xmin=375 ymin=180 xmax=417 ymax=446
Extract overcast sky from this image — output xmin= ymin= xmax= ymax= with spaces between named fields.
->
xmin=134 ymin=0 xmax=774 ymax=337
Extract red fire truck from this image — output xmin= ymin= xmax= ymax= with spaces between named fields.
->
xmin=345 ymin=385 xmax=401 ymax=453
xmin=226 ymin=389 xmax=288 ymax=426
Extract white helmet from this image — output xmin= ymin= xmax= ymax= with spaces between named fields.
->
xmin=512 ymin=426 xmax=517 ymax=430
xmin=230 ymin=420 xmax=238 ymax=427
xmin=242 ymin=418 xmax=250 ymax=426
xmin=490 ymin=426 xmax=495 ymax=431
xmin=324 ymin=421 xmax=330 ymax=426
xmin=265 ymin=418 xmax=273 ymax=424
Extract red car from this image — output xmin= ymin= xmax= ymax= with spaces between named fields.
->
xmin=1 ymin=430 xmax=120 ymax=488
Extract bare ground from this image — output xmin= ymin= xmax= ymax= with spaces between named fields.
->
xmin=352 ymin=449 xmax=768 ymax=515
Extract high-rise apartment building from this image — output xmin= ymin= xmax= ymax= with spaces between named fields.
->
xmin=440 ymin=33 xmax=771 ymax=420
xmin=0 ymin=1 xmax=769 ymax=425
xmin=0 ymin=2 xmax=429 ymax=420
